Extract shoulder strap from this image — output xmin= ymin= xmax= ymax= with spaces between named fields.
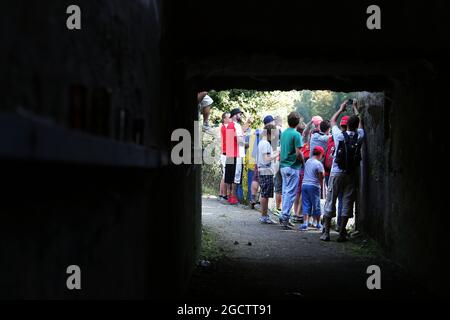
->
xmin=342 ymin=131 xmax=349 ymax=142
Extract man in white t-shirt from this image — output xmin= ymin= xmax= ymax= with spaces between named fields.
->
xmin=321 ymin=100 xmax=364 ymax=242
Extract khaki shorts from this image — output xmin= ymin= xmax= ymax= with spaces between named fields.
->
xmin=323 ymin=172 xmax=357 ymax=218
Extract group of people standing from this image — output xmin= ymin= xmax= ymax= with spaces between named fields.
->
xmin=199 ymin=93 xmax=364 ymax=242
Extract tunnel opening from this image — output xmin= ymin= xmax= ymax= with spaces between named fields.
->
xmin=182 ymin=87 xmax=428 ymax=300
xmin=199 ymin=89 xmax=376 ymax=227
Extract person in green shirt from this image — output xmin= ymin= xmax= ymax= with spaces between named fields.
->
xmin=279 ymin=112 xmax=304 ymax=229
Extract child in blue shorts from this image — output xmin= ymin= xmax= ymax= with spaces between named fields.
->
xmin=300 ymin=146 xmax=325 ymax=230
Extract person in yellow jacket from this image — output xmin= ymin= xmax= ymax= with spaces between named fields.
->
xmin=244 ymin=123 xmax=258 ymax=204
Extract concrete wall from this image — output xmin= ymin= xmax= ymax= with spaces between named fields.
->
xmin=0 ymin=0 xmax=201 ymax=299
xmin=358 ymin=64 xmax=449 ymax=297
xmin=169 ymin=0 xmax=450 ymax=298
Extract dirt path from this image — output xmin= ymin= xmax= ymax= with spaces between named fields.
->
xmin=186 ymin=196 xmax=429 ymax=300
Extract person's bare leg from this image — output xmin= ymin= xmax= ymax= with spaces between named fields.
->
xmin=202 ymin=106 xmax=211 ymax=126
xmin=260 ymin=197 xmax=269 ymax=217
xmin=250 ymin=181 xmax=259 ymax=205
xmin=293 ymin=193 xmax=301 ymax=217
xmin=313 ymin=216 xmax=320 ymax=227
xmin=275 ymin=193 xmax=282 ymax=210
xmin=299 ymin=194 xmax=303 ymax=215
xmin=231 ymin=183 xmax=237 ymax=198
xmin=219 ymin=178 xmax=225 ymax=197
xmin=225 ymin=183 xmax=232 ymax=197
xmin=293 ymin=193 xmax=299 ymax=215
xmin=302 ymin=214 xmax=308 ymax=229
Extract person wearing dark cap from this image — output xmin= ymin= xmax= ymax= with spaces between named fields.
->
xmin=263 ymin=115 xmax=275 ymax=126
xmin=224 ymin=108 xmax=245 ymax=205
xmin=325 ymin=106 xmax=352 ymax=231
xmin=327 ymin=114 xmax=349 ymax=229
xmin=249 ymin=115 xmax=276 ymax=208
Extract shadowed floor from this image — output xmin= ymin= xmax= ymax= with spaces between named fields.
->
xmin=185 ymin=196 xmax=431 ymax=301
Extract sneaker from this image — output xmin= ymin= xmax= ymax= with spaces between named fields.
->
xmin=288 ymin=220 xmax=295 ymax=228
xmin=335 ymin=219 xmax=341 ymax=232
xmin=320 ymin=233 xmax=330 ymax=241
xmin=260 ymin=217 xmax=276 ymax=224
xmin=300 ymin=223 xmax=308 ymax=231
xmin=316 ymin=223 xmax=323 ymax=230
xmin=291 ymin=216 xmax=302 ymax=223
xmin=272 ymin=209 xmax=281 ymax=217
xmin=228 ymin=196 xmax=238 ymax=205
xmin=280 ymin=219 xmax=293 ymax=230
xmin=336 ymin=235 xmax=348 ymax=243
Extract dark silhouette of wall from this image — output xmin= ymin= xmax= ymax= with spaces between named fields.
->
xmin=1 ymin=0 xmax=201 ymax=299
xmin=1 ymin=0 xmax=449 ymax=298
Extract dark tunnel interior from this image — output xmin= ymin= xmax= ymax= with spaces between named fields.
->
xmin=1 ymin=0 xmax=449 ymax=300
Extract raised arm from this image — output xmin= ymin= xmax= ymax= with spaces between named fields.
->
xmin=330 ymin=100 xmax=348 ymax=127
xmin=302 ymin=121 xmax=314 ymax=142
xmin=352 ymin=100 xmax=364 ymax=129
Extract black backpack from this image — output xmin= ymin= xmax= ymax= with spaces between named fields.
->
xmin=335 ymin=132 xmax=362 ymax=172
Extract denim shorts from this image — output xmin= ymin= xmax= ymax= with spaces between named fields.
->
xmin=301 ymin=184 xmax=321 ymax=217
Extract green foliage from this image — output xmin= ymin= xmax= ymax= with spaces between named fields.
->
xmin=208 ymin=89 xmax=359 ymax=127
xmin=200 ymin=226 xmax=226 ymax=262
xmin=208 ymin=89 xmax=300 ymax=128
xmin=294 ymin=90 xmax=358 ymax=122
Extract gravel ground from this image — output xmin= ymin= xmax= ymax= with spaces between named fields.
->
xmin=185 ymin=196 xmax=431 ymax=300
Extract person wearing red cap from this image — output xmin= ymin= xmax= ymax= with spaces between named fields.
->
xmin=323 ymin=103 xmax=351 ymax=230
xmin=321 ymin=100 xmax=364 ymax=242
xmin=299 ymin=145 xmax=325 ymax=231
